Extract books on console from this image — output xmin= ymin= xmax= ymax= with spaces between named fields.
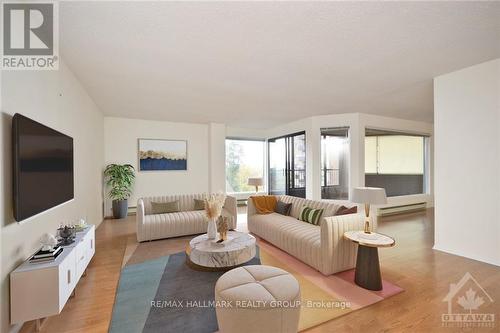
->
xmin=29 ymin=246 xmax=63 ymax=263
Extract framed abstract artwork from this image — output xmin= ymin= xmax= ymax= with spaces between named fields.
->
xmin=138 ymin=139 xmax=187 ymax=171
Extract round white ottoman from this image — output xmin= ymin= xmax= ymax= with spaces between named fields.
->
xmin=215 ymin=265 xmax=301 ymax=333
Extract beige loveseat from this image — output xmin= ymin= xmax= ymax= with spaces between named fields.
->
xmin=137 ymin=194 xmax=237 ymax=242
xmin=248 ymin=195 xmax=369 ymax=275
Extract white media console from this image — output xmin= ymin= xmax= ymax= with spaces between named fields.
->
xmin=10 ymin=225 xmax=95 ymax=328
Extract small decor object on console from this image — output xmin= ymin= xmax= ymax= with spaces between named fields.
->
xmin=40 ymin=233 xmax=58 ymax=251
xmin=75 ymin=218 xmax=88 ymax=232
xmin=57 ymin=225 xmax=77 ymax=245
xmin=204 ymin=193 xmax=226 ymax=240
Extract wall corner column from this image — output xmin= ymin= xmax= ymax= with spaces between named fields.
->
xmin=208 ymin=123 xmax=226 ymax=193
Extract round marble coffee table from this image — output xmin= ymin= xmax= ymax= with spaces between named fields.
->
xmin=344 ymin=231 xmax=395 ymax=291
xmin=187 ymin=231 xmax=256 ymax=270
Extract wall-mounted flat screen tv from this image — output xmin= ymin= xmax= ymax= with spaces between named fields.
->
xmin=12 ymin=114 xmax=74 ymax=222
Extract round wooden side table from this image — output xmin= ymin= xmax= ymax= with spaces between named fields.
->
xmin=344 ymin=231 xmax=395 ymax=291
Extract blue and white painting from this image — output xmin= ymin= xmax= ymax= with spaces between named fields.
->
xmin=138 ymin=139 xmax=187 ymax=171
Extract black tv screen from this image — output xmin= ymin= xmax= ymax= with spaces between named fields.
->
xmin=13 ymin=114 xmax=74 ymax=222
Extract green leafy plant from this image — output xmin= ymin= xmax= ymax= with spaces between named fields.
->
xmin=104 ymin=164 xmax=135 ymax=201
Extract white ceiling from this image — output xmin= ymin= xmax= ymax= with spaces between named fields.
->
xmin=60 ymin=1 xmax=500 ymax=129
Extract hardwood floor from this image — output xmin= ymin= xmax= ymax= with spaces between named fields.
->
xmin=20 ymin=209 xmax=500 ymax=333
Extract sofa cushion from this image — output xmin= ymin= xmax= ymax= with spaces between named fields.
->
xmin=146 ymin=210 xmax=235 ymax=226
xmin=335 ymin=205 xmax=358 ymax=216
xmin=142 ymin=194 xmax=208 ymax=214
xmin=193 ymin=199 xmax=205 ymax=210
xmin=298 ymin=206 xmax=324 ymax=225
xmin=275 ymin=200 xmax=292 ymax=216
xmin=278 ymin=195 xmax=339 ymax=224
xmin=151 ymin=201 xmax=179 ymax=214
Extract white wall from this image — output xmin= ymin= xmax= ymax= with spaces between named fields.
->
xmin=0 ymin=61 xmax=104 ymax=333
xmin=226 ymin=126 xmax=268 ymax=141
xmin=208 ymin=123 xmax=226 ymax=193
xmin=434 ymin=58 xmax=500 ymax=266
xmin=103 ymin=117 xmax=226 ymax=215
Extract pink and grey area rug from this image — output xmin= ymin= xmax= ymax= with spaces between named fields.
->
xmin=110 ymin=236 xmax=403 ymax=333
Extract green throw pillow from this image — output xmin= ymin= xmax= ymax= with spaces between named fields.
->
xmin=298 ymin=206 xmax=324 ymax=226
xmin=151 ymin=201 xmax=180 ymax=214
xmin=193 ymin=199 xmax=205 ymax=211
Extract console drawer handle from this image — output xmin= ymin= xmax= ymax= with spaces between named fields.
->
xmin=67 ymin=270 xmax=71 ymax=284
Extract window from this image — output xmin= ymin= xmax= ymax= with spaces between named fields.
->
xmin=321 ymin=127 xmax=349 ymax=199
xmin=225 ymin=139 xmax=265 ymax=193
xmin=365 ymin=129 xmax=428 ymax=197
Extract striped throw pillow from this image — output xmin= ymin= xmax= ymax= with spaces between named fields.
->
xmin=298 ymin=206 xmax=324 ymax=225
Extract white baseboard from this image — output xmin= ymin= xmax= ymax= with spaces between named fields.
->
xmin=432 ymin=245 xmax=500 ymax=267
xmin=9 ymin=323 xmax=23 ymax=333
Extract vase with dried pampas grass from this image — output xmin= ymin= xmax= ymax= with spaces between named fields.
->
xmin=204 ymin=193 xmax=226 ymax=240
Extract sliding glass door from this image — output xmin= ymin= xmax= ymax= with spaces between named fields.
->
xmin=268 ymin=137 xmax=286 ymax=195
xmin=268 ymin=132 xmax=306 ymax=198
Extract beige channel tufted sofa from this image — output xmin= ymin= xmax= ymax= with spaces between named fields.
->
xmin=248 ymin=195 xmax=371 ymax=275
xmin=137 ymin=194 xmax=237 ymax=242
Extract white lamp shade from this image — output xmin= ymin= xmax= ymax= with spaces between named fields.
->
xmin=247 ymin=177 xmax=263 ymax=186
xmin=351 ymin=187 xmax=387 ymax=205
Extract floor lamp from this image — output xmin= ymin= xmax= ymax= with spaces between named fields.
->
xmin=247 ymin=177 xmax=263 ymax=193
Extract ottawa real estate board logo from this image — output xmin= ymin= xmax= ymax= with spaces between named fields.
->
xmin=442 ymin=272 xmax=495 ymax=328
xmin=1 ymin=1 xmax=59 ymax=70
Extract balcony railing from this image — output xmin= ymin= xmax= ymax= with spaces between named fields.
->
xmin=269 ymin=169 xmax=306 ymax=190
xmin=322 ymin=168 xmax=340 ymax=187
xmin=290 ymin=169 xmax=305 ymax=188
xmin=269 ymin=168 xmax=340 ymax=189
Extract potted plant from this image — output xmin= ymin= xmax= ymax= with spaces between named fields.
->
xmin=104 ymin=164 xmax=135 ymax=219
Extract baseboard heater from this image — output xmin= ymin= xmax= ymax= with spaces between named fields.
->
xmin=377 ymin=202 xmax=427 ymax=217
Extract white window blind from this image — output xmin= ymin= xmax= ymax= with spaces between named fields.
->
xmin=365 ymin=135 xmax=424 ymax=175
